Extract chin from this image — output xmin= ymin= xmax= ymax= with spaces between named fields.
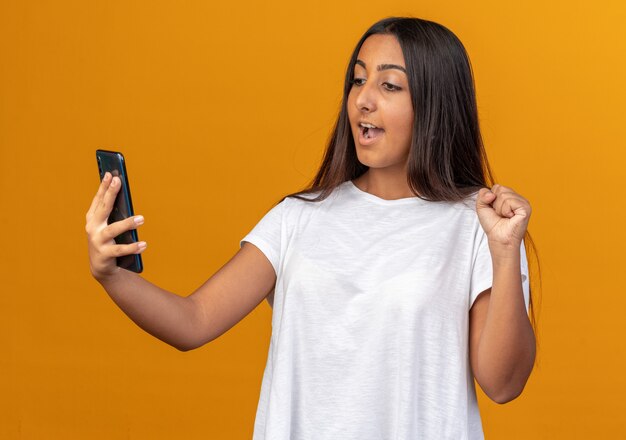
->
xmin=354 ymin=149 xmax=378 ymax=168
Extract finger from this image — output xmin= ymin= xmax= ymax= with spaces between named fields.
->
xmin=493 ymin=191 xmax=513 ymax=216
xmin=492 ymin=184 xmax=517 ymax=198
xmin=86 ymin=172 xmax=112 ymax=221
xmin=495 ymin=193 xmax=524 ymax=217
xmin=502 ymin=199 xmax=516 ymax=218
xmin=507 ymin=196 xmax=530 ymax=217
xmin=104 ymin=241 xmax=148 ymax=258
xmin=101 ymin=215 xmax=144 ymax=242
xmin=93 ymin=175 xmax=122 ymax=224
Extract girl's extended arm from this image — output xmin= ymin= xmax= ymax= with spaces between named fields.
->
xmin=86 ymin=173 xmax=276 ymax=351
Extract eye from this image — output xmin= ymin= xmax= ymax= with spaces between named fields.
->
xmin=350 ymin=78 xmax=402 ymax=92
xmin=382 ymin=82 xmax=402 ymax=91
xmin=350 ymin=78 xmax=366 ymax=86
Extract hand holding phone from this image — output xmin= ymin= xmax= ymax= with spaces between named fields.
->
xmin=86 ymin=150 xmax=145 ymax=279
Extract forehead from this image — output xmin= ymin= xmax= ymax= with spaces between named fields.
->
xmin=356 ymin=34 xmax=405 ymax=67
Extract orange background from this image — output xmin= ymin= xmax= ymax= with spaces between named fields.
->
xmin=1 ymin=1 xmax=625 ymax=438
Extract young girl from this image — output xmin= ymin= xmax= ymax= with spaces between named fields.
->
xmin=86 ymin=16 xmax=536 ymax=440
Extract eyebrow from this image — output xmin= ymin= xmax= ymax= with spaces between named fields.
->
xmin=355 ymin=59 xmax=407 ymax=73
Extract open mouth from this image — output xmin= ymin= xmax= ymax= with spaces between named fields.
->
xmin=359 ymin=123 xmax=385 ymax=141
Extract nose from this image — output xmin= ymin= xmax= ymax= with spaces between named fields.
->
xmin=354 ymin=80 xmax=378 ymax=113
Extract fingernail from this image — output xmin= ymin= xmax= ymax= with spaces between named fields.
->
xmin=134 ymin=215 xmax=144 ymax=225
xmin=111 ymin=177 xmax=117 ymax=187
xmin=137 ymin=241 xmax=147 ymax=250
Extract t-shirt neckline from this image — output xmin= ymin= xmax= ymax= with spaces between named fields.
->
xmin=345 ymin=180 xmax=428 ymax=206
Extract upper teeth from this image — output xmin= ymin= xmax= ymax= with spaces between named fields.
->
xmin=360 ymin=122 xmax=377 ymax=129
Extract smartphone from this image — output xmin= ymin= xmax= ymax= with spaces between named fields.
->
xmin=96 ymin=149 xmax=143 ymax=273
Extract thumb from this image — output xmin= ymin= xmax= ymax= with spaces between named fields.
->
xmin=475 ymin=188 xmax=501 ymax=233
xmin=476 ymin=188 xmax=496 ymax=209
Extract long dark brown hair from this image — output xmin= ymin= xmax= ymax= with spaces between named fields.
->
xmin=277 ymin=16 xmax=541 ymax=363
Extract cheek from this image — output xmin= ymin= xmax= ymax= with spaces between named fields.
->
xmin=388 ymin=109 xmax=414 ymax=142
xmin=346 ymin=93 xmax=357 ymax=120
xmin=400 ymin=117 xmax=414 ymax=141
xmin=398 ymin=104 xmax=414 ymax=141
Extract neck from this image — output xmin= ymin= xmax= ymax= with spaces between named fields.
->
xmin=352 ymin=168 xmax=418 ymax=200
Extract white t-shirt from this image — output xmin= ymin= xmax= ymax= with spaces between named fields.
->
xmin=240 ymin=180 xmax=530 ymax=440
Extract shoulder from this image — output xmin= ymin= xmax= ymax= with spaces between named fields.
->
xmin=456 ymin=189 xmax=481 ymax=211
xmin=430 ymin=191 xmax=484 ymax=242
xmin=428 ymin=190 xmax=481 ymax=222
xmin=282 ymin=183 xmax=347 ymax=209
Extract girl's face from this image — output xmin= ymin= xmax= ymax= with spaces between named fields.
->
xmin=347 ymin=34 xmax=414 ymax=173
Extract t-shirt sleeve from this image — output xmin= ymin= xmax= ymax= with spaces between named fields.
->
xmin=469 ymin=230 xmax=530 ymax=313
xmin=239 ymin=198 xmax=287 ymax=276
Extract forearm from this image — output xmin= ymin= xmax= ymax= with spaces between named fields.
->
xmin=97 ymin=269 xmax=202 ymax=351
xmin=475 ymin=247 xmax=536 ymax=402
